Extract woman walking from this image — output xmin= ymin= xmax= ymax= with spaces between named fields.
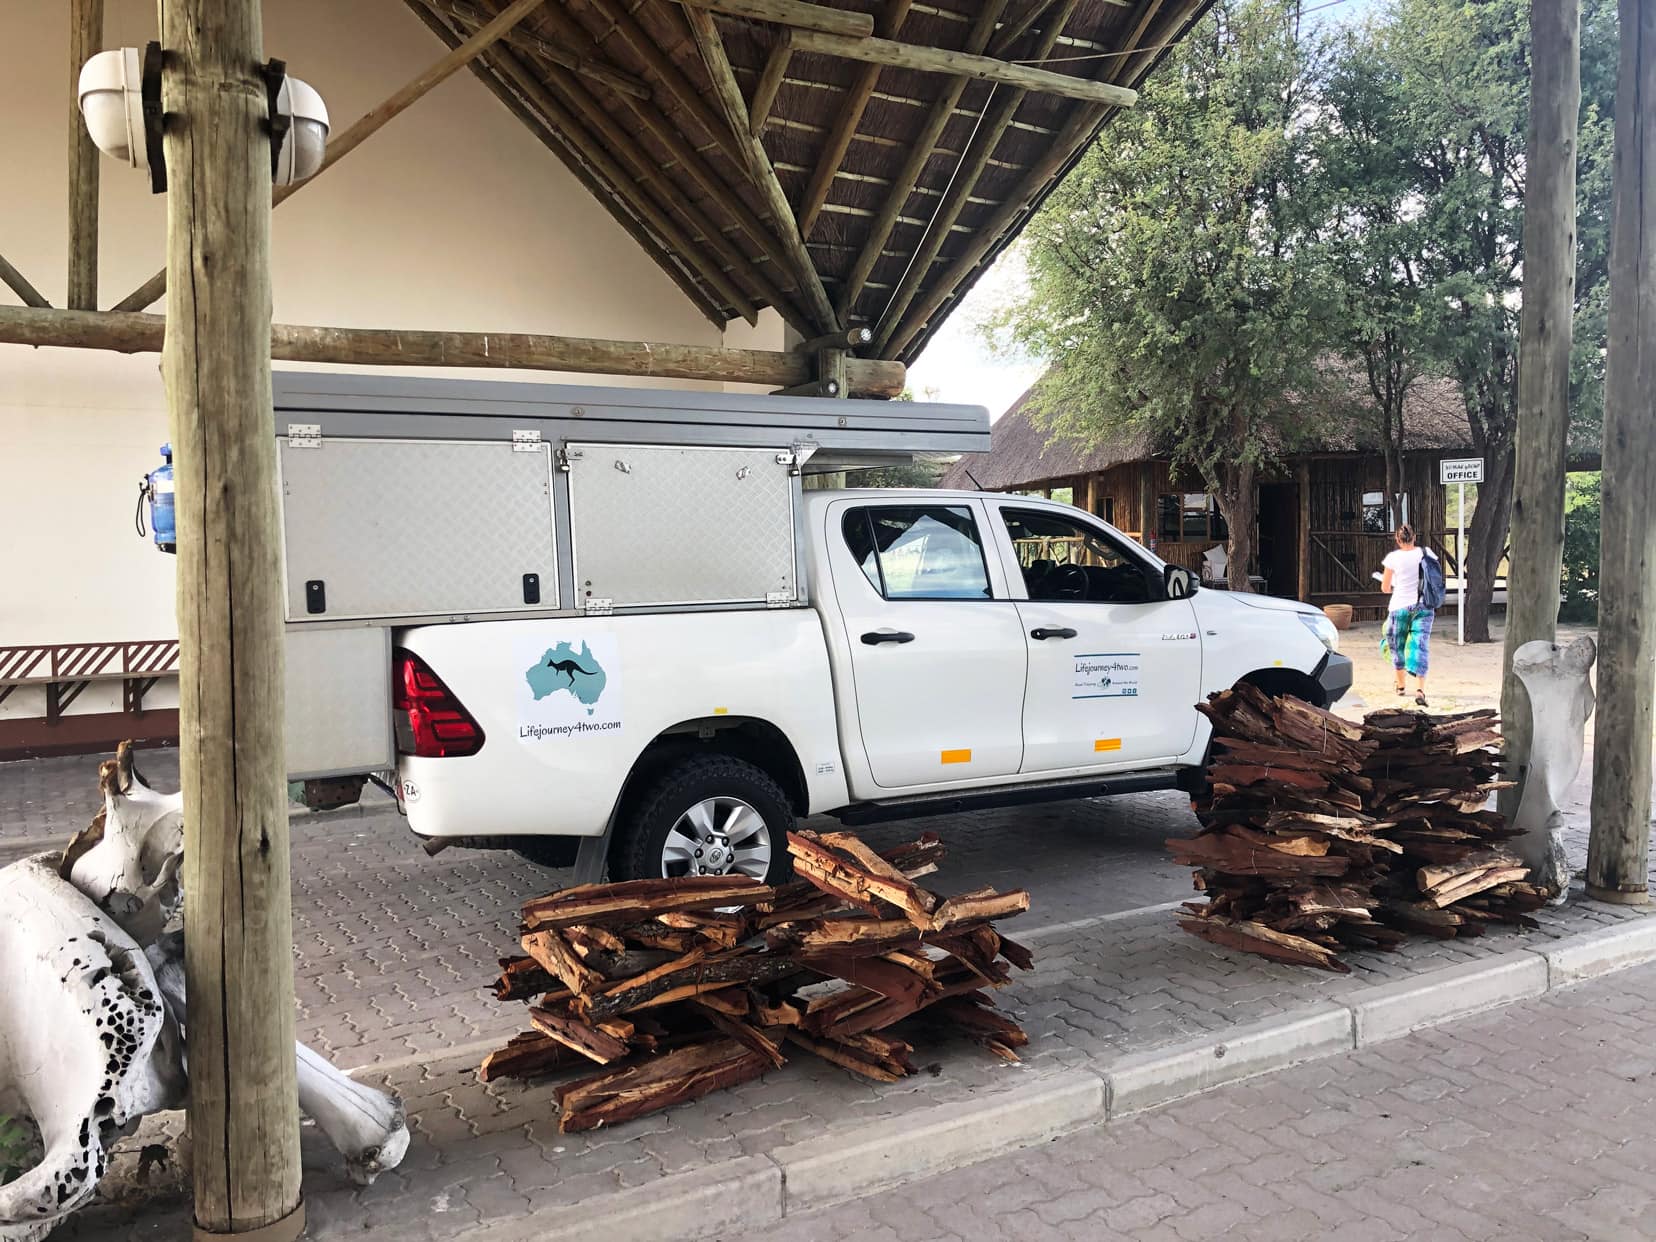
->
xmin=1380 ymin=524 xmax=1437 ymax=706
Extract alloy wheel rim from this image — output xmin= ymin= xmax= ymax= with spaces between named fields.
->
xmin=661 ymin=796 xmax=771 ymax=879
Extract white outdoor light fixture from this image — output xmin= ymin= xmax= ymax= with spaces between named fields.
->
xmin=78 ymin=44 xmax=328 ymax=192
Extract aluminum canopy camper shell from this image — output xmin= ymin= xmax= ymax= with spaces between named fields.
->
xmin=271 ymin=371 xmax=989 ymax=779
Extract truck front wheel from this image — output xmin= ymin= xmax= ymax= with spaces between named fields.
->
xmin=613 ymin=755 xmax=795 ymax=885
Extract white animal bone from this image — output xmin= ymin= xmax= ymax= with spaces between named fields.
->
xmin=0 ymin=856 xmax=186 ymax=1242
xmin=1511 ymin=635 xmax=1597 ymax=898
xmin=67 ymin=745 xmax=182 ymax=946
xmin=144 ymin=933 xmax=409 ymax=1186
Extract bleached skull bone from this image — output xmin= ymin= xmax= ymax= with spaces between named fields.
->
xmin=0 ymin=855 xmax=186 ymax=1242
xmin=67 ymin=748 xmax=183 ymax=947
xmin=1510 ymin=634 xmax=1597 ymax=898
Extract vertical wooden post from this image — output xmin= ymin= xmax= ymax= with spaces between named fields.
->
xmin=67 ymin=0 xmax=104 ymax=310
xmin=1587 ymin=0 xmax=1656 ymax=903
xmin=1501 ymin=0 xmax=1580 ymax=824
xmin=1296 ymin=460 xmax=1311 ymax=602
xmin=1138 ymin=465 xmax=1157 ymax=549
xmin=160 ymin=0 xmax=305 ymax=1234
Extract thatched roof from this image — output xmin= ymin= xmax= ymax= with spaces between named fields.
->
xmin=936 ymin=374 xmax=1476 ymax=489
xmin=405 ymin=0 xmax=1215 ymax=362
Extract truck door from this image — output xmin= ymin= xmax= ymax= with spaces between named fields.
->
xmin=990 ymin=503 xmax=1202 ymax=772
xmin=827 ymin=500 xmax=1027 ymax=789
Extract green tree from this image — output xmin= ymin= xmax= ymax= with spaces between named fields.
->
xmin=996 ymin=0 xmax=1336 ymax=589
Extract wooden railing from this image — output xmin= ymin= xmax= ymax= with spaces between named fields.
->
xmin=0 ymin=640 xmax=180 ymax=720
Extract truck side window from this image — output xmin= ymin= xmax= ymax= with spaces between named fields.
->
xmin=1002 ymin=508 xmax=1153 ymax=604
xmin=842 ymin=506 xmax=992 ymax=600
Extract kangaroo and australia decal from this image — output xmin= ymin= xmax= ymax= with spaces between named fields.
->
xmin=516 ymin=634 xmax=623 ymax=741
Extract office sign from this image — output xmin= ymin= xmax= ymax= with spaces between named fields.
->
xmin=1440 ymin=457 xmax=1484 ymax=485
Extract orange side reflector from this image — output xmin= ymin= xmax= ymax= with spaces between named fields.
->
xmin=1095 ymin=738 xmax=1123 ymax=752
xmin=940 ymin=748 xmax=972 ymax=765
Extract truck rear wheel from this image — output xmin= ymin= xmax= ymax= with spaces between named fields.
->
xmin=612 ymin=754 xmax=794 ymax=885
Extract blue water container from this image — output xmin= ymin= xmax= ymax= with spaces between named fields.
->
xmin=144 ymin=443 xmax=176 ymax=553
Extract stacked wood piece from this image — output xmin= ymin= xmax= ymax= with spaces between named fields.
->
xmin=478 ymin=830 xmax=1032 ymax=1132
xmin=1362 ymin=708 xmax=1549 ymax=936
xmin=1170 ymin=683 xmax=1398 ymax=972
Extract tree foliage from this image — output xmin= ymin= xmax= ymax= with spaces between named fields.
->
xmin=995 ymin=0 xmax=1617 ymax=617
xmin=994 ymin=0 xmax=1335 ymax=588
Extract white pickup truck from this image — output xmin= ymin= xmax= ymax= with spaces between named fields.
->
xmin=271 ymin=375 xmax=1349 ymax=885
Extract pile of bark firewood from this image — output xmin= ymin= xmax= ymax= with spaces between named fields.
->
xmin=478 ymin=830 xmax=1032 ymax=1133
xmin=1363 ymin=708 xmax=1548 ymax=937
xmin=1171 ymin=687 xmax=1548 ymax=972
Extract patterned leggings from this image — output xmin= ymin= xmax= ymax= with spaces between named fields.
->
xmin=1384 ymin=607 xmax=1434 ymax=677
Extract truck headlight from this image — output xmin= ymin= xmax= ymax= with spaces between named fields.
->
xmin=1297 ymin=612 xmax=1340 ymax=653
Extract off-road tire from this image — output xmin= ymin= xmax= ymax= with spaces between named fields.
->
xmin=611 ymin=754 xmax=795 ymax=885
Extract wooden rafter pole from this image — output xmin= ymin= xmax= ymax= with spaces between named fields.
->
xmin=504 ymin=0 xmax=815 ymax=329
xmin=1586 ymin=0 xmax=1656 ymax=903
xmin=0 ymin=305 xmax=907 ymax=396
xmin=749 ymin=31 xmax=794 ymax=137
xmin=797 ymin=0 xmax=914 ymax=239
xmin=158 ymin=0 xmax=303 ymax=1236
xmin=113 ymin=0 xmax=548 ymax=313
xmin=678 ymin=0 xmax=874 ymax=37
xmin=402 ymin=0 xmax=727 ymax=326
xmin=835 ymin=0 xmax=1008 ymax=319
xmin=883 ymin=0 xmax=1195 ymax=357
xmin=786 ymin=26 xmax=1137 ymax=107
xmin=871 ymin=0 xmax=1083 ymax=354
xmin=67 ymin=0 xmax=103 ymax=310
xmin=683 ymin=4 xmax=839 ymax=331
xmin=0 ymin=252 xmax=51 ymax=309
xmin=1499 ymin=0 xmax=1580 ymax=835
xmin=423 ymin=0 xmax=652 ymax=97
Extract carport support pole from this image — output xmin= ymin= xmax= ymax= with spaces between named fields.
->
xmin=160 ymin=0 xmax=305 ymax=1236
xmin=1586 ymin=0 xmax=1656 ymax=904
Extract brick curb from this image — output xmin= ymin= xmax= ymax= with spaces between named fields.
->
xmin=436 ymin=910 xmax=1656 ymax=1242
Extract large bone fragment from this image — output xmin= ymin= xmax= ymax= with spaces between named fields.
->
xmin=1511 ymin=636 xmax=1597 ymax=897
xmin=67 ymin=744 xmax=183 ymax=945
xmin=0 ymin=856 xmax=185 ymax=1242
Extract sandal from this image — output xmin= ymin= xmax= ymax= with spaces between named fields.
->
xmin=1396 ymin=687 xmax=1406 ymax=697
xmin=1415 ymin=692 xmax=1428 ymax=707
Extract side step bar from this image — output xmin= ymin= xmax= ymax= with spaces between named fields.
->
xmin=832 ymin=767 xmax=1191 ymax=827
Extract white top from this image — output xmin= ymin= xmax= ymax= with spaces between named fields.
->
xmin=1383 ymin=547 xmax=1424 ymax=612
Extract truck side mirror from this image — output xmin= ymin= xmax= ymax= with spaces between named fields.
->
xmin=1163 ymin=565 xmax=1196 ymax=599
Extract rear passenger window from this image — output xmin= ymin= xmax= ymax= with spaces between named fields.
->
xmin=842 ymin=506 xmax=992 ymax=600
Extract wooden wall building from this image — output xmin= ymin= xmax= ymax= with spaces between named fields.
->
xmin=938 ymin=381 xmax=1519 ymax=616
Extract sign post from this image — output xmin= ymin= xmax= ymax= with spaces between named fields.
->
xmin=1440 ymin=458 xmax=1484 ymax=645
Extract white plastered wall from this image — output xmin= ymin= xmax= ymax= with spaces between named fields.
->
xmin=0 ymin=0 xmax=745 ymax=722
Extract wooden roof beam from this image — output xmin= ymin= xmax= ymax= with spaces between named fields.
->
xmin=684 ymin=4 xmax=840 ymax=331
xmin=424 ymin=0 xmax=652 ymax=98
xmin=748 ymin=31 xmax=794 ymax=136
xmin=523 ymin=0 xmax=816 ymax=329
xmin=797 ymin=0 xmax=914 ymax=239
xmin=0 ymin=252 xmax=51 ymax=309
xmin=66 ymin=0 xmax=102 ymax=310
xmin=111 ymin=0 xmax=550 ymax=313
xmin=871 ymin=0 xmax=1082 ymax=353
xmin=787 ymin=27 xmax=1137 ymax=106
xmin=679 ymin=0 xmax=874 ymax=38
xmin=0 ymin=305 xmax=907 ymax=397
xmin=884 ymin=0 xmax=1203 ymax=359
xmin=835 ymin=0 xmax=1007 ymax=320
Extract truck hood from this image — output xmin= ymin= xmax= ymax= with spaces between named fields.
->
xmin=1197 ymin=589 xmax=1322 ymax=620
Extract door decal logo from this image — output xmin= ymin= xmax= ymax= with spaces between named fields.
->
xmin=1074 ymin=653 xmax=1140 ymax=699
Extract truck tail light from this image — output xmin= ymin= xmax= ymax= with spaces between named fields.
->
xmin=392 ymin=648 xmax=485 ymax=758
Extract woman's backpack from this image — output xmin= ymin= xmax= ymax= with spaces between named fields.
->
xmin=1418 ymin=548 xmax=1447 ymax=610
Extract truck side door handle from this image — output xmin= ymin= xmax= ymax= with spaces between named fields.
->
xmin=1030 ymin=627 xmax=1078 ymax=640
xmin=860 ymin=629 xmax=915 ymax=645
